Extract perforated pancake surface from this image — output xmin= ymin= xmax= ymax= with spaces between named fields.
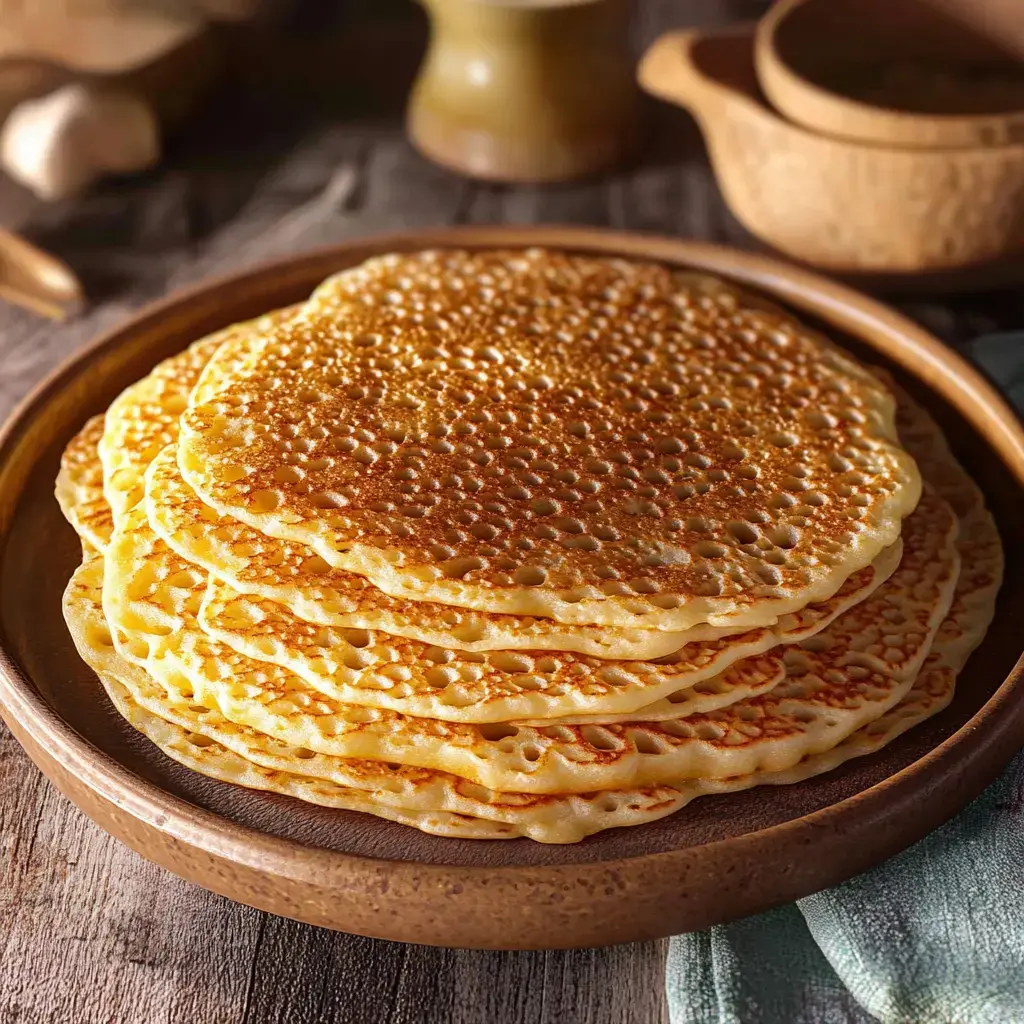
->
xmin=198 ymin=542 xmax=900 ymax=723
xmin=57 ymin=381 xmax=1001 ymax=843
xmin=100 ymin=308 xmax=298 ymax=525
xmin=178 ymin=249 xmax=922 ymax=631
xmin=100 ymin=483 xmax=958 ymax=795
xmin=64 ymin=553 xmax=699 ymax=842
xmin=55 ymin=415 xmax=113 ymax=552
xmin=149 ymin=443 xmax=899 ymax=660
xmin=98 ymin=333 xmax=693 ymax=661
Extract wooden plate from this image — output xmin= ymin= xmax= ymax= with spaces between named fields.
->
xmin=1 ymin=226 xmax=1022 ymax=950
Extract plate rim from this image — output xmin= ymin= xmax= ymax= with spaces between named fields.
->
xmin=2 ymin=223 xmax=1023 ymax=947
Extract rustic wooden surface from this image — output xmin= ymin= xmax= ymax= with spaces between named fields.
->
xmin=1 ymin=3 xmax=1022 ymax=1022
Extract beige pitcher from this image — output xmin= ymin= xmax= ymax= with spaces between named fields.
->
xmin=407 ymin=0 xmax=642 ymax=183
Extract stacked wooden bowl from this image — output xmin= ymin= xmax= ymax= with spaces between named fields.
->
xmin=639 ymin=0 xmax=1024 ymax=284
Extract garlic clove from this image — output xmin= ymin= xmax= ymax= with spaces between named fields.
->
xmin=0 ymin=83 xmax=160 ymax=201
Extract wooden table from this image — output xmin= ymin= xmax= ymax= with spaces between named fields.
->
xmin=1 ymin=4 xmax=1021 ymax=1022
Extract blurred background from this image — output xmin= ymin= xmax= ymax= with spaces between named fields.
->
xmin=0 ymin=0 xmax=1020 ymax=336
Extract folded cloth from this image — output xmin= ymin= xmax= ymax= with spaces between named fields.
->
xmin=667 ymin=332 xmax=1024 ymax=1024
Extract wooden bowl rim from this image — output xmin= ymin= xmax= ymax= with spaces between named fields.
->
xmin=1 ymin=224 xmax=1023 ymax=939
xmin=755 ymin=0 xmax=1024 ymax=149
xmin=678 ymin=24 xmax=1024 ymax=158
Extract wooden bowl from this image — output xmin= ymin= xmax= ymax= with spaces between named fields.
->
xmin=1 ymin=226 xmax=1023 ymax=950
xmin=755 ymin=0 xmax=1024 ymax=149
xmin=0 ymin=10 xmax=219 ymax=130
xmin=639 ymin=25 xmax=1024 ymax=275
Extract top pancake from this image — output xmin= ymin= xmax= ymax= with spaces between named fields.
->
xmin=100 ymin=307 xmax=298 ymax=526
xmin=178 ymin=249 xmax=921 ymax=631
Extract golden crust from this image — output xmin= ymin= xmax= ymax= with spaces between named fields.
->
xmin=59 ymin=380 xmax=1002 ymax=842
xmin=56 ymin=415 xmax=113 ymax=552
xmin=179 ymin=249 xmax=921 ymax=630
xmin=99 ymin=485 xmax=958 ymax=795
xmin=99 ymin=306 xmax=299 ymax=524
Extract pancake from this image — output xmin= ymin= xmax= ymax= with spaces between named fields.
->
xmin=188 ymin=305 xmax=303 ymax=408
xmin=101 ymin=337 xmax=699 ymax=661
xmin=65 ymin=552 xmax=696 ymax=842
xmin=149 ymin=442 xmax=899 ymax=660
xmin=58 ymin=359 xmax=1001 ymax=841
xmin=64 ymin=426 xmax=999 ymax=844
xmin=101 ymin=483 xmax=958 ymax=795
xmin=55 ymin=414 xmax=113 ymax=552
xmin=99 ymin=307 xmax=297 ymax=524
xmin=112 ymin=500 xmax=788 ymax=724
xmin=197 ymin=541 xmax=901 ymax=723
xmin=62 ymin=460 xmax=997 ymax=843
xmin=177 ymin=249 xmax=921 ymax=632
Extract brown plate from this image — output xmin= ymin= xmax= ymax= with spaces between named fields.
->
xmin=1 ymin=226 xmax=1022 ymax=950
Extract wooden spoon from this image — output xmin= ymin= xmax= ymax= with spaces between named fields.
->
xmin=0 ymin=229 xmax=82 ymax=319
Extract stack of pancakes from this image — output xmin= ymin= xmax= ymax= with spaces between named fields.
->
xmin=57 ymin=249 xmax=1003 ymax=843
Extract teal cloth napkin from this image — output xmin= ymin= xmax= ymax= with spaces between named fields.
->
xmin=667 ymin=332 xmax=1024 ymax=1024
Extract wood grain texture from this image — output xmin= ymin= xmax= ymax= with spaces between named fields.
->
xmin=0 ymin=2 xmax=1021 ymax=1021
xmin=639 ymin=24 xmax=1024 ymax=275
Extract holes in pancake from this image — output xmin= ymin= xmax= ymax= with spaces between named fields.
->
xmin=694 ymin=541 xmax=727 ymax=559
xmin=344 ymin=705 xmax=382 ymax=723
xmin=424 ymin=665 xmax=458 ymax=689
xmin=311 ymin=491 xmax=346 ymax=509
xmin=274 ymin=465 xmax=305 ymax=485
xmin=580 ymin=726 xmax=619 ymax=751
xmin=251 ymin=489 xmax=282 ymax=513
xmin=660 ymin=720 xmax=694 ymax=739
xmin=299 ymin=554 xmax=332 ymax=576
xmin=166 ymin=569 xmax=203 ymax=590
xmin=515 ymin=675 xmax=546 ymax=691
xmin=479 ymin=723 xmax=519 ymax=742
xmin=341 ymin=648 xmax=375 ymax=671
xmin=489 ymin=652 xmax=533 ymax=674
xmin=441 ymin=556 xmax=485 ymax=580
xmin=88 ymin=624 xmax=114 ymax=648
xmin=727 ymin=520 xmax=759 ymax=545
xmin=695 ymin=722 xmax=725 ymax=741
xmin=767 ymin=525 xmax=800 ymax=549
xmin=530 ymin=498 xmax=562 ymax=519
xmin=628 ymin=577 xmax=660 ymax=594
xmin=438 ymin=689 xmax=476 ymax=708
xmin=340 ymin=629 xmax=372 ymax=649
xmin=521 ymin=744 xmax=542 ymax=763
xmin=631 ymin=731 xmax=665 ymax=756
xmin=597 ymin=666 xmax=634 ymax=688
xmin=806 ymin=410 xmax=836 ymax=430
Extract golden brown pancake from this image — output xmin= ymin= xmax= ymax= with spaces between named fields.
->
xmin=178 ymin=249 xmax=921 ymax=631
